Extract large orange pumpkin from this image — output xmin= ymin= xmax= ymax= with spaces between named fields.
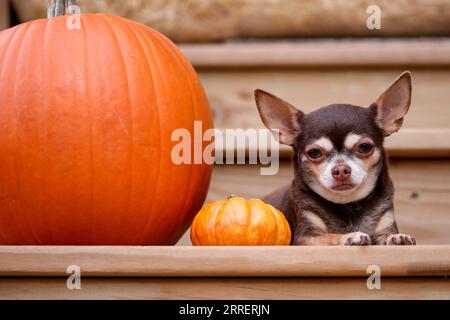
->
xmin=191 ymin=197 xmax=292 ymax=246
xmin=0 ymin=11 xmax=213 ymax=245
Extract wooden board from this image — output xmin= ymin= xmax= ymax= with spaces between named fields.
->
xmin=12 ymin=1 xmax=450 ymax=42
xmin=215 ymin=128 xmax=450 ymax=158
xmin=180 ymin=41 xmax=450 ymax=157
xmin=1 ymin=277 xmax=449 ymax=300
xmin=180 ymin=40 xmax=450 ymax=68
xmin=0 ymin=246 xmax=448 ymax=299
xmin=177 ymin=160 xmax=450 ymax=246
xmin=381 ymin=129 xmax=450 ymax=157
xmin=197 ymin=69 xmax=450 ymax=132
xmin=0 ymin=246 xmax=449 ymax=277
xmin=0 ymin=0 xmax=9 ymax=31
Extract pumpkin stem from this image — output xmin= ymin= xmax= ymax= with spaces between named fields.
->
xmin=227 ymin=194 xmax=238 ymax=200
xmin=46 ymin=0 xmax=78 ymax=18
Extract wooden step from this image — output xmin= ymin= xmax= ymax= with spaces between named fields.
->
xmin=179 ymin=40 xmax=450 ymax=158
xmin=177 ymin=159 xmax=450 ymax=246
xmin=197 ymin=68 xmax=450 ymax=135
xmin=216 ymin=128 xmax=450 ymax=158
xmin=3 ymin=277 xmax=448 ymax=300
xmin=1 ymin=245 xmax=449 ymax=277
xmin=0 ymin=0 xmax=9 ymax=31
xmin=11 ymin=1 xmax=450 ymax=42
xmin=180 ymin=39 xmax=450 ymax=68
xmin=1 ymin=245 xmax=449 ymax=299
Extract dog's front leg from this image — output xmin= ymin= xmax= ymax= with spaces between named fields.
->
xmin=294 ymin=211 xmax=371 ymax=245
xmin=372 ymin=210 xmax=416 ymax=245
xmin=294 ymin=232 xmax=371 ymax=246
xmin=373 ymin=229 xmax=417 ymax=245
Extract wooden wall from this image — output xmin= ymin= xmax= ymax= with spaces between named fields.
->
xmin=0 ymin=0 xmax=9 ymax=31
xmin=181 ymin=40 xmax=450 ymax=159
xmin=11 ymin=0 xmax=450 ymax=42
xmin=175 ymin=39 xmax=450 ymax=246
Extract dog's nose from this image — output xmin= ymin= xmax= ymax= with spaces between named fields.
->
xmin=332 ymin=165 xmax=351 ymax=181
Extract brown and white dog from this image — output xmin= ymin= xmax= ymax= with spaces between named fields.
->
xmin=255 ymin=72 xmax=416 ymax=246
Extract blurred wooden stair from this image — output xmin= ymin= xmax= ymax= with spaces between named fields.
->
xmin=1 ymin=246 xmax=449 ymax=299
xmin=176 ymin=38 xmax=450 ymax=248
xmin=180 ymin=39 xmax=450 ymax=158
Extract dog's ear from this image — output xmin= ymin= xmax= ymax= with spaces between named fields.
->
xmin=254 ymin=89 xmax=303 ymax=146
xmin=373 ymin=71 xmax=412 ymax=136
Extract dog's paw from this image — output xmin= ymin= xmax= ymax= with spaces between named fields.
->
xmin=385 ymin=234 xmax=416 ymax=245
xmin=341 ymin=232 xmax=371 ymax=246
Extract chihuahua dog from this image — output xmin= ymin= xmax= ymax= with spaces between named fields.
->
xmin=255 ymin=72 xmax=416 ymax=246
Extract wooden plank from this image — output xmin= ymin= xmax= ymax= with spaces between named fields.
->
xmin=1 ymin=277 xmax=449 ymax=300
xmin=199 ymin=69 xmax=450 ymax=132
xmin=186 ymin=45 xmax=450 ymax=157
xmin=384 ymin=129 xmax=450 ymax=157
xmin=181 ymin=40 xmax=450 ymax=68
xmin=177 ymin=159 xmax=450 ymax=246
xmin=12 ymin=1 xmax=450 ymax=42
xmin=0 ymin=246 xmax=449 ymax=277
xmin=0 ymin=0 xmax=9 ymax=30
xmin=216 ymin=128 xmax=450 ymax=158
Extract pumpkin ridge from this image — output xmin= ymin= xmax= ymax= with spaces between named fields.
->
xmin=11 ymin=21 xmax=43 ymax=244
xmin=79 ymin=15 xmax=94 ymax=245
xmin=245 ymin=198 xmax=253 ymax=245
xmin=137 ymin=19 xmax=173 ymax=242
xmin=189 ymin=205 xmax=201 ymax=245
xmin=129 ymin=21 xmax=164 ymax=244
xmin=0 ymin=24 xmax=21 ymax=73
xmin=163 ymin=34 xmax=212 ymax=243
xmin=117 ymin=19 xmax=155 ymax=244
xmin=263 ymin=199 xmax=277 ymax=245
xmin=213 ymin=201 xmax=227 ymax=245
xmin=202 ymin=202 xmax=212 ymax=245
xmin=270 ymin=206 xmax=284 ymax=245
xmin=97 ymin=14 xmax=135 ymax=244
xmin=40 ymin=18 xmax=53 ymax=243
xmin=247 ymin=199 xmax=258 ymax=245
xmin=251 ymin=199 xmax=273 ymax=245
xmin=80 ymin=15 xmax=95 ymax=243
xmin=269 ymin=204 xmax=290 ymax=245
xmin=197 ymin=203 xmax=208 ymax=245
xmin=118 ymin=23 xmax=161 ymax=243
xmin=114 ymin=16 xmax=162 ymax=244
xmin=193 ymin=205 xmax=206 ymax=246
xmin=207 ymin=201 xmax=222 ymax=245
xmin=0 ymin=22 xmax=26 ymax=244
xmin=147 ymin=27 xmax=197 ymax=241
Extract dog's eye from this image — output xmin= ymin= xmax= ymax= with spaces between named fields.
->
xmin=357 ymin=143 xmax=374 ymax=154
xmin=307 ymin=148 xmax=323 ymax=160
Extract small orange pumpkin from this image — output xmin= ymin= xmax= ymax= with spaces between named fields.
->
xmin=190 ymin=197 xmax=292 ymax=246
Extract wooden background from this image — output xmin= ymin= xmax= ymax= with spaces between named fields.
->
xmin=176 ymin=160 xmax=450 ymax=246
xmin=175 ymin=39 xmax=450 ymax=246
xmin=10 ymin=0 xmax=450 ymax=42
xmin=0 ymin=0 xmax=9 ymax=31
